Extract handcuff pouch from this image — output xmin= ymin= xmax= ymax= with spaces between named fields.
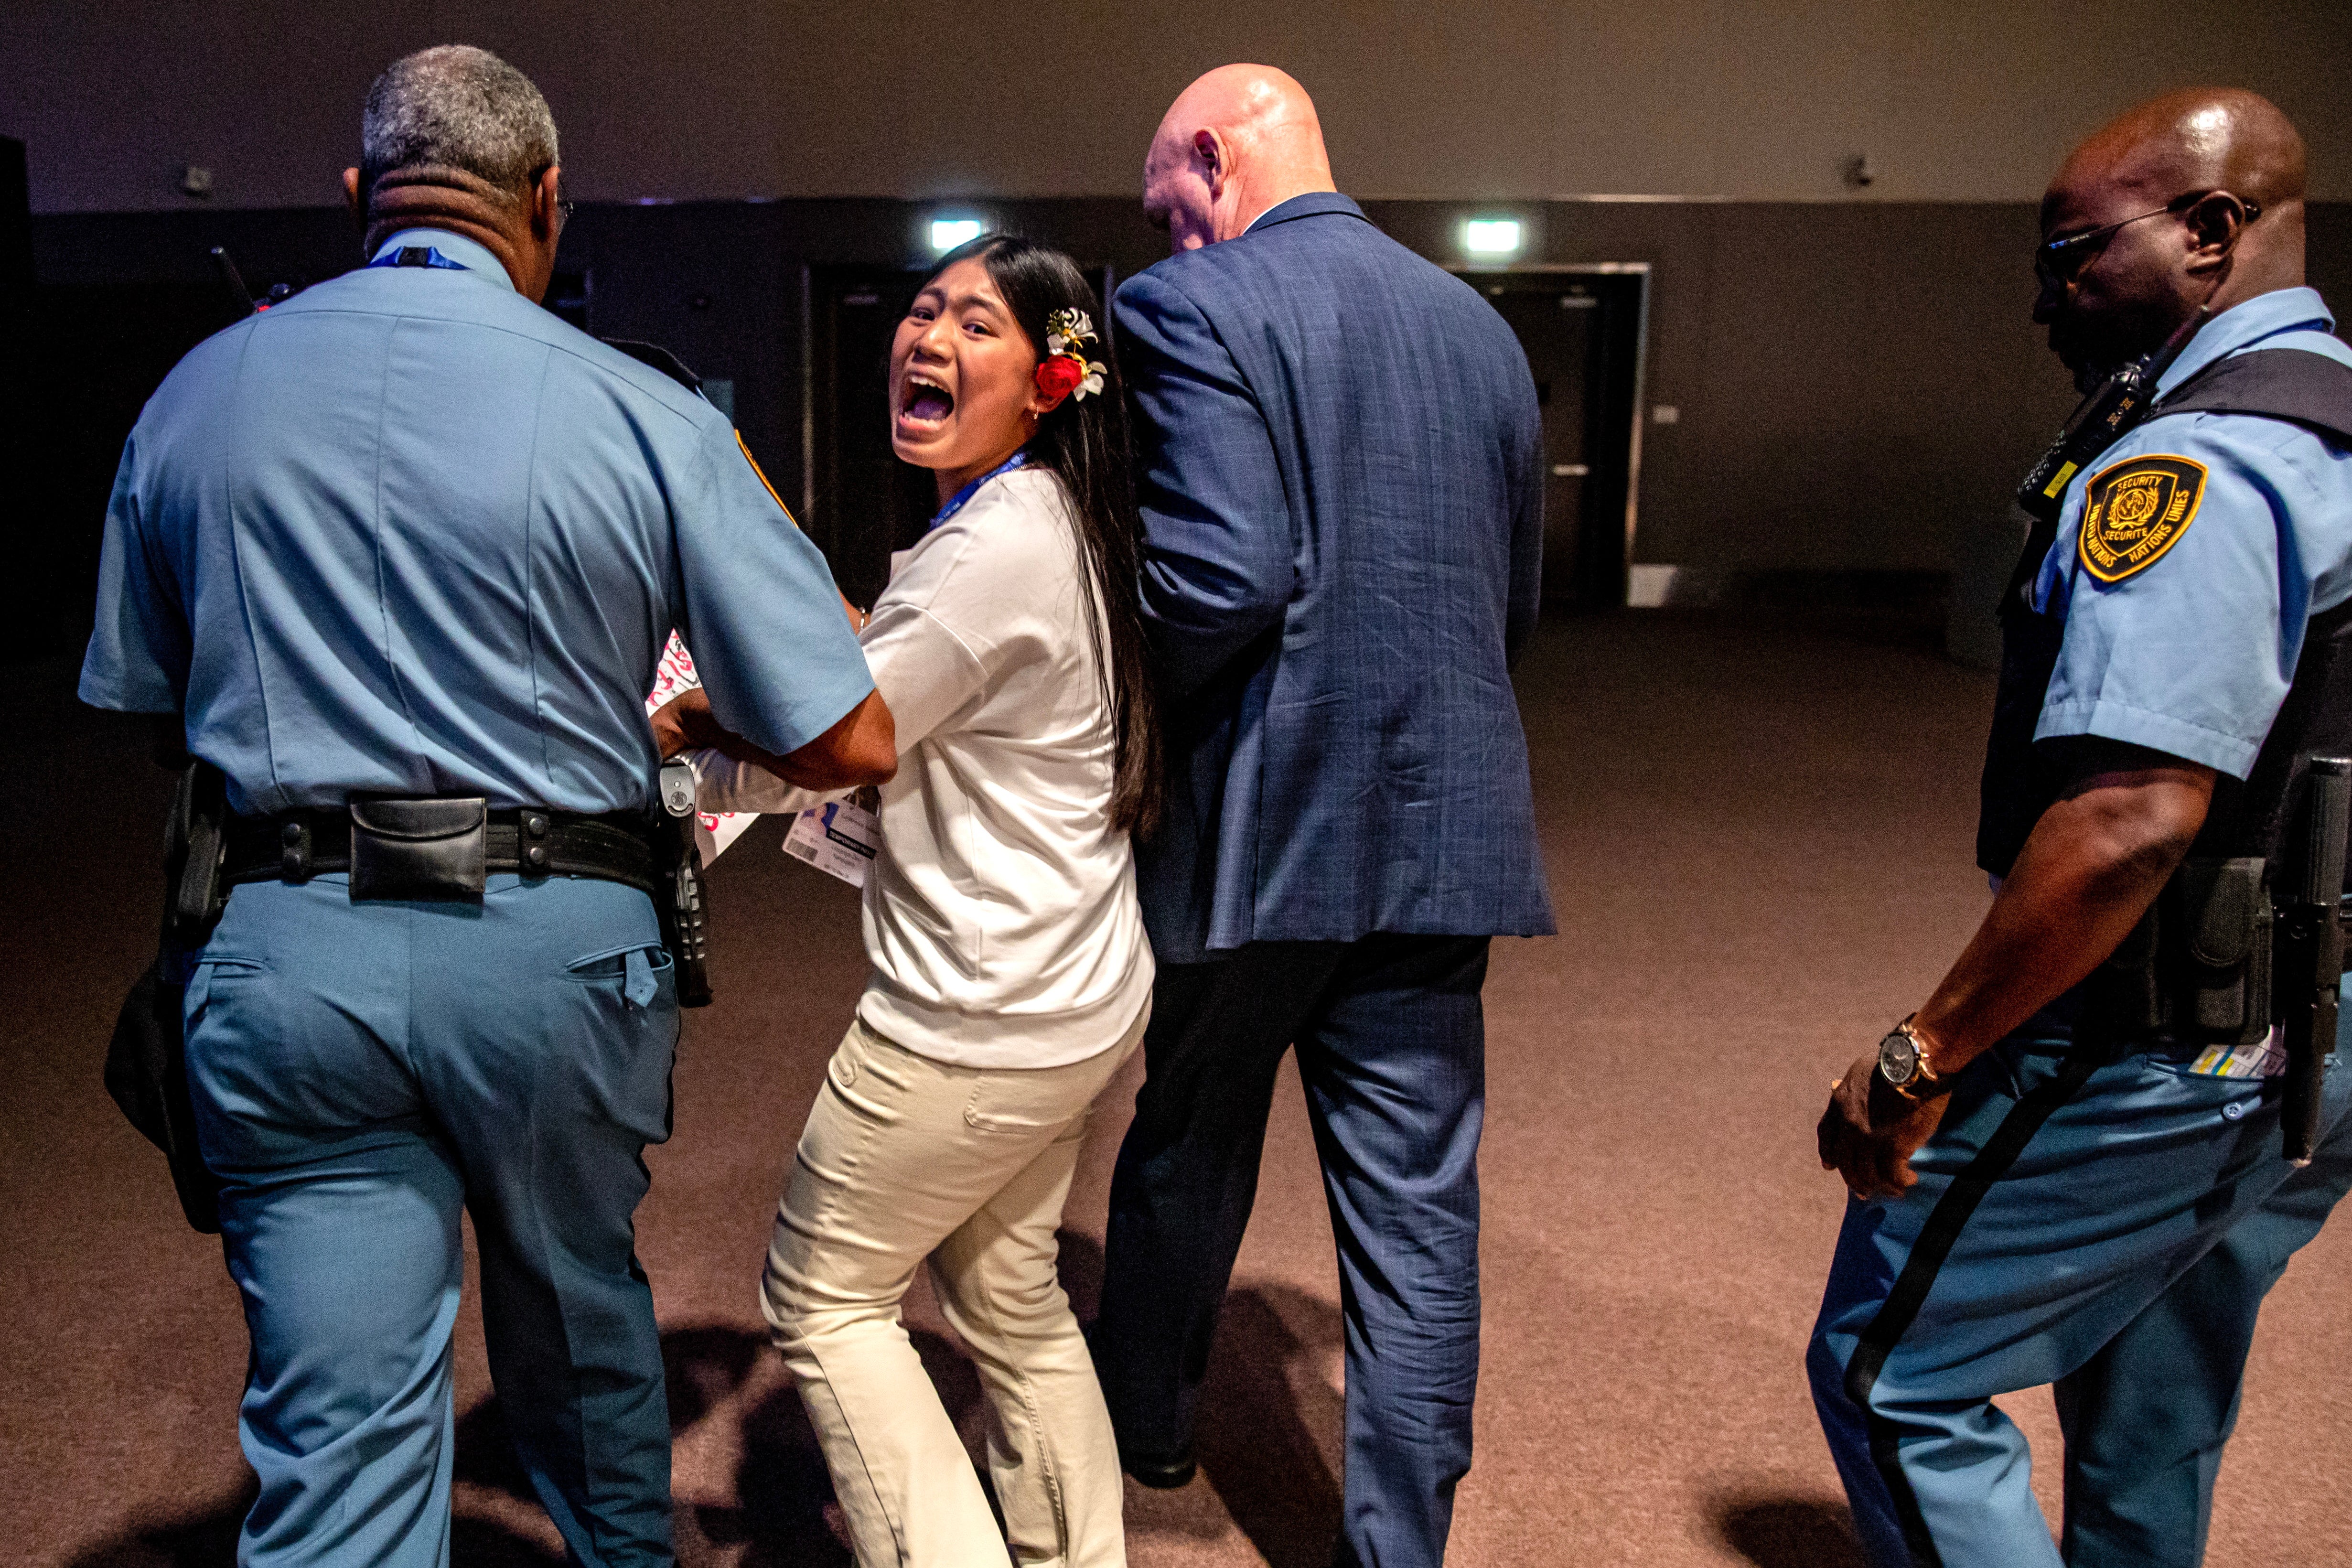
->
xmin=349 ymin=797 xmax=488 ymax=901
xmin=2165 ymin=856 xmax=2272 ymax=1046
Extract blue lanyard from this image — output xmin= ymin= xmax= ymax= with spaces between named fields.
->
xmin=367 ymin=244 xmax=471 ymax=272
xmin=929 ymin=450 xmax=1028 ymax=531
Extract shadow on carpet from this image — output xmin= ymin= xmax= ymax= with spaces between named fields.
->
xmin=57 ymin=1324 xmax=844 ymax=1568
xmin=1708 ymin=1492 xmax=1868 ymax=1568
xmin=58 ymin=1482 xmax=576 ymax=1568
xmin=61 ymin=1258 xmax=1377 ymax=1568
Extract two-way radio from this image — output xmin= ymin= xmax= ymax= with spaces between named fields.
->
xmin=2015 ymin=305 xmax=2211 ymax=525
xmin=208 ymin=245 xmax=301 ymax=316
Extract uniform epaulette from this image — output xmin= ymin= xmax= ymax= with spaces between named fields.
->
xmin=598 ymin=337 xmax=703 ymax=394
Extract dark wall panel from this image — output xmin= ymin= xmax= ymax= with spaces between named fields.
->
xmin=10 ymin=1 xmax=2352 ymax=212
xmin=0 ymin=136 xmax=33 ymax=656
xmin=23 ymin=196 xmax=2352 ymax=653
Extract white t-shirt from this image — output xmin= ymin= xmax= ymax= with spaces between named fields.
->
xmin=693 ymin=464 xmax=1153 ymax=1068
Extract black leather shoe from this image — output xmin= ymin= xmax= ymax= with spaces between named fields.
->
xmin=1119 ymin=1445 xmax=1197 ymax=1490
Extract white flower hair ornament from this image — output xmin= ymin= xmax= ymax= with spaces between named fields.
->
xmin=1035 ymin=307 xmax=1108 ymax=405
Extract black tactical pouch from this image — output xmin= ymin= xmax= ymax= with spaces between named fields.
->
xmin=2092 ymin=856 xmax=2275 ymax=1046
xmin=2164 ymin=857 xmax=2274 ymax=1047
xmin=348 ymin=797 xmax=488 ymax=901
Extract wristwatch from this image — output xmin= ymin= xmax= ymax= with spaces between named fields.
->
xmin=1877 ymin=1015 xmax=1952 ymax=1102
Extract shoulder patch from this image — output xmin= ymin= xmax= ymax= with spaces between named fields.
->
xmin=2078 ymin=453 xmax=2207 ymax=583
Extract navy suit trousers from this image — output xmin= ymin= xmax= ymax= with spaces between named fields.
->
xmin=1097 ymin=934 xmax=1489 ymax=1568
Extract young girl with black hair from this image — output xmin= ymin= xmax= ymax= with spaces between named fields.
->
xmin=659 ymin=234 xmax=1160 ymax=1568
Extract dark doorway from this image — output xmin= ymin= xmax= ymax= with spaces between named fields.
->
xmin=1457 ymin=268 xmax=1645 ymax=609
xmin=805 ymin=261 xmax=1118 ymax=607
xmin=807 ymin=265 xmax=930 ymax=607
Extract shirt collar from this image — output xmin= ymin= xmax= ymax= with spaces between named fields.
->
xmin=368 ymin=228 xmax=518 ymax=293
xmin=2158 ymin=285 xmax=2336 ymax=394
xmin=929 ymin=449 xmax=1029 ymax=531
xmin=1238 ymin=191 xmax=1365 ymax=236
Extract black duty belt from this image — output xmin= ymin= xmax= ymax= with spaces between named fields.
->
xmin=224 ymin=804 xmax=660 ymax=896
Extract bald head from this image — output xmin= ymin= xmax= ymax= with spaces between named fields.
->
xmin=1143 ymin=65 xmax=1335 ymax=252
xmin=2035 ymin=87 xmax=2308 ymax=383
xmin=2051 ymin=87 xmax=2305 ymax=222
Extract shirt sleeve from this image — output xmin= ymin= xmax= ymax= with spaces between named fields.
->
xmin=672 ymin=420 xmax=875 ymax=757
xmin=1115 ymin=269 xmax=1293 ymax=701
xmin=859 ymin=600 xmax=989 ymax=752
xmin=687 ymin=747 xmax=837 ymax=816
xmin=2035 ymin=421 xmax=2307 ymax=779
xmin=77 ymin=431 xmax=188 ymax=714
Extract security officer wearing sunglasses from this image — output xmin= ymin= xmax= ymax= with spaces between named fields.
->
xmin=1808 ymin=87 xmax=2352 ymax=1567
xmin=77 ymin=46 xmax=890 ymax=1568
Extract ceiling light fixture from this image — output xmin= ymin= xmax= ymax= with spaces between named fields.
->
xmin=1463 ymin=218 xmax=1523 ymax=256
xmin=929 ymin=217 xmax=984 ymax=252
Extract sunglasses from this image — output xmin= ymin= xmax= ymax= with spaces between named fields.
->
xmin=2036 ymin=190 xmax=2261 ymax=286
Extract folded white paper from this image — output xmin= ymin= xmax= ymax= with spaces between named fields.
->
xmin=645 ymin=631 xmax=757 ymax=863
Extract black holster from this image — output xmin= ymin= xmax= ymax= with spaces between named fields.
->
xmin=2278 ymin=758 xmax=2351 ymax=1162
xmin=105 ymin=760 xmax=227 ymax=1233
xmin=2092 ymin=756 xmax=2350 ymax=1166
xmin=654 ymin=759 xmax=713 ymax=1008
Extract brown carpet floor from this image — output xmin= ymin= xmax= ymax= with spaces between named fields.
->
xmin=9 ymin=612 xmax=2349 ymax=1567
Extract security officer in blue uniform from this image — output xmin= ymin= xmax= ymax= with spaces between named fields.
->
xmin=77 ymin=47 xmax=891 ymax=1567
xmin=1810 ymin=88 xmax=2352 ymax=1567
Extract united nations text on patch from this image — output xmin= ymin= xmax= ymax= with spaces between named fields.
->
xmin=2079 ymin=454 xmax=2208 ymax=583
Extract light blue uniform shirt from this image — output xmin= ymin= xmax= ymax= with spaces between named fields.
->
xmin=80 ymin=228 xmax=870 ymax=816
xmin=2033 ymin=286 xmax=2352 ymax=777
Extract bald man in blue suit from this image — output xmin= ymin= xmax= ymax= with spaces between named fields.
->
xmin=1093 ymin=64 xmax=1554 ymax=1568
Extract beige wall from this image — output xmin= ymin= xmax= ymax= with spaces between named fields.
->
xmin=5 ymin=0 xmax=2348 ymax=214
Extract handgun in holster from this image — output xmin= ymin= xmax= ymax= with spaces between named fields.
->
xmin=2089 ymin=758 xmax=2349 ymax=1164
xmin=2277 ymin=757 xmax=2350 ymax=1164
xmin=167 ymin=758 xmax=230 ymax=941
xmin=655 ymin=758 xmax=713 ymax=1007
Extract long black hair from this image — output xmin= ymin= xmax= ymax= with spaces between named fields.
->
xmin=912 ymin=234 xmax=1163 ymax=838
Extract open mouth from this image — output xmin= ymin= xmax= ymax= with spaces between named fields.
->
xmin=899 ymin=373 xmax=955 ymax=428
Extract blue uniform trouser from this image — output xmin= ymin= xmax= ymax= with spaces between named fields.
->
xmin=183 ymin=872 xmax=680 ymax=1568
xmin=2052 ymin=1119 xmax=2352 ymax=1565
xmin=1809 ymin=1010 xmax=2352 ymax=1568
xmin=1096 ymin=934 xmax=1489 ymax=1568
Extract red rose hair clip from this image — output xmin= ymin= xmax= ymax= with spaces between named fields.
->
xmin=1035 ymin=308 xmax=1107 ymax=406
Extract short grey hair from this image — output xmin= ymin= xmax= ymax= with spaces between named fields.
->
xmin=361 ymin=45 xmax=558 ymax=204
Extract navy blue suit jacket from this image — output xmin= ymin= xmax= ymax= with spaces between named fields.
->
xmin=1117 ymin=192 xmax=1555 ymax=963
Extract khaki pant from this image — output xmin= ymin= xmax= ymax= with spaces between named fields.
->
xmin=761 ymin=1010 xmax=1144 ymax=1568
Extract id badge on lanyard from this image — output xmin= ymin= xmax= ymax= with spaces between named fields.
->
xmin=784 ymin=793 xmax=882 ymax=887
